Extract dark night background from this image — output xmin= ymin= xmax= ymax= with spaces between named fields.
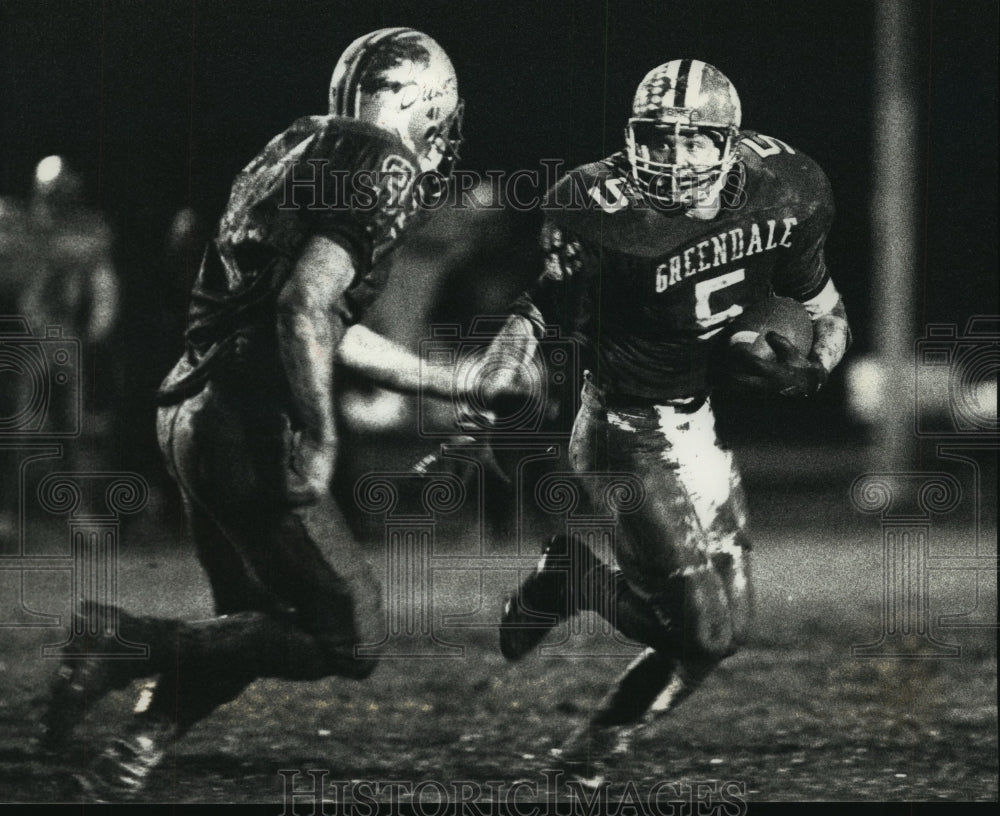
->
xmin=2 ymin=0 xmax=996 ymax=318
xmin=1 ymin=0 xmax=997 ymax=464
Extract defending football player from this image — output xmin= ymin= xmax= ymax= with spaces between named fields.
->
xmin=495 ymin=60 xmax=851 ymax=779
xmin=40 ymin=28 xmax=468 ymax=793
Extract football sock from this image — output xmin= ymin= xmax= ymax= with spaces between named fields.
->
xmin=591 ymin=649 xmax=677 ymax=727
xmin=580 ymin=564 xmax=686 ymax=655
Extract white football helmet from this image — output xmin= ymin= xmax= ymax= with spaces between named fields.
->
xmin=329 ymin=28 xmax=463 ymax=175
xmin=625 ymin=60 xmax=741 ymax=208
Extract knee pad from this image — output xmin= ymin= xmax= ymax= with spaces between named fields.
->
xmin=651 ymin=571 xmax=736 ymax=660
xmin=686 ymin=570 xmax=738 ymax=658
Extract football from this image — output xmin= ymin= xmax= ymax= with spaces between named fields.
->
xmin=727 ymin=296 xmax=813 ymax=361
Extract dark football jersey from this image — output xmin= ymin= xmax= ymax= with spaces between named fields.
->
xmin=169 ymin=116 xmax=422 ymax=395
xmin=515 ymin=132 xmax=834 ymax=401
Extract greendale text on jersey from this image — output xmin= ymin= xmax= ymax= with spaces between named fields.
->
xmin=653 ymin=217 xmax=798 ymax=292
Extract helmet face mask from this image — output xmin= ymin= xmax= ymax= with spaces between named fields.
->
xmin=625 ymin=60 xmax=741 ymax=210
xmin=415 ymin=97 xmax=463 ymax=178
xmin=626 ymin=120 xmax=735 ymax=208
xmin=330 ymin=28 xmax=463 ymax=176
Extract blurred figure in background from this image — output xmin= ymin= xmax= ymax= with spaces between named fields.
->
xmin=0 ymin=195 xmax=40 ymax=537
xmin=19 ymin=156 xmax=120 ymax=480
xmin=0 ymin=196 xmax=35 ymax=315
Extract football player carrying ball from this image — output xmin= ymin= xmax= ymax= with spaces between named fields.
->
xmin=495 ymin=59 xmax=851 ymax=779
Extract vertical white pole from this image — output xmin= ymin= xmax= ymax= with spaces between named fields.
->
xmin=871 ymin=0 xmax=919 ymax=474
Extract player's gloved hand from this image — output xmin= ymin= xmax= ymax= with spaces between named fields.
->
xmin=452 ymin=387 xmax=529 ymax=434
xmin=453 ymin=398 xmax=499 ymax=434
xmin=458 ymin=374 xmax=553 ymax=433
xmin=283 ymin=424 xmax=335 ymax=505
xmin=412 ymin=435 xmax=512 ymax=487
xmin=728 ymin=331 xmax=828 ymax=398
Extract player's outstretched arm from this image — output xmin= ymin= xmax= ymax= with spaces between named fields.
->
xmin=472 ymin=312 xmax=542 ymax=405
xmin=336 ymin=324 xmax=453 ymax=398
xmin=276 ymin=234 xmax=354 ymax=504
xmin=337 ymin=314 xmax=540 ymax=409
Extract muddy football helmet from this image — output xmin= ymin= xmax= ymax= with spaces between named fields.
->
xmin=329 ymin=28 xmax=463 ymax=175
xmin=625 ymin=60 xmax=741 ymax=208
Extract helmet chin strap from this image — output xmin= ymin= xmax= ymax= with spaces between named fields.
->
xmin=689 ymin=146 xmax=736 ymax=216
xmin=417 ymin=142 xmax=445 ymax=173
xmin=417 ymin=103 xmax=463 ymax=176
xmin=684 ymin=181 xmax=723 ymax=220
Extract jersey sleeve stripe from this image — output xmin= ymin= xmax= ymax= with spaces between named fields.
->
xmin=800 ymin=278 xmax=840 ymax=317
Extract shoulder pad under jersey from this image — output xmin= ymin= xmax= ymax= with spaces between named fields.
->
xmin=735 ymin=131 xmax=833 ymax=221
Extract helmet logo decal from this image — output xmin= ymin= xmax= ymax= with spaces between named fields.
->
xmin=635 ymin=59 xmax=710 ymax=115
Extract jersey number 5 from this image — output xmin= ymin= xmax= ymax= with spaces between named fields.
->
xmin=742 ymin=133 xmax=796 ymax=159
xmin=695 ymin=269 xmax=745 ymax=337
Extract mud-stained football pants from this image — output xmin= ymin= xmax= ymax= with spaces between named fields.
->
xmin=567 ymin=374 xmax=754 ymax=726
xmin=144 ymin=357 xmax=383 ymax=728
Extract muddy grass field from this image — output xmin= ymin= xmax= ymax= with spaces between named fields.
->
xmin=0 ymin=486 xmax=996 ymax=807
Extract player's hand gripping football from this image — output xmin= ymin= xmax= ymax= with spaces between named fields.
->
xmin=728 ymin=331 xmax=828 ymax=398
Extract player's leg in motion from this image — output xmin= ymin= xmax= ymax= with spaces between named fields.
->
xmin=37 ymin=488 xmax=276 ymax=757
xmin=147 ymin=375 xmax=383 ymax=707
xmin=556 ymin=380 xmax=753 ymax=773
xmin=42 ymin=370 xmax=383 ymax=792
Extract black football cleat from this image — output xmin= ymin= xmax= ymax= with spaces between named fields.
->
xmin=550 ymin=720 xmax=638 ymax=788
xmin=85 ymin=716 xmax=177 ymax=798
xmin=39 ymin=603 xmax=148 ymax=753
xmin=499 ymin=534 xmax=602 ymax=661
